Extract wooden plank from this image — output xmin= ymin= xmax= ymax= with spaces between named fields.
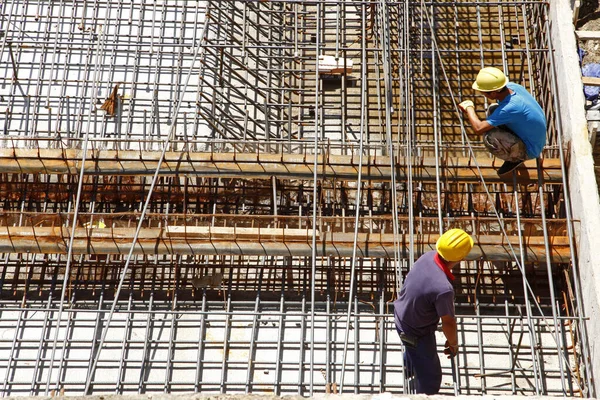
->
xmin=0 ymin=148 xmax=566 ymax=183
xmin=165 ymin=226 xmax=316 ymax=240
xmin=576 ymin=30 xmax=600 ymax=40
xmin=0 ymin=226 xmax=571 ymax=262
xmin=582 ymin=76 xmax=600 ymax=86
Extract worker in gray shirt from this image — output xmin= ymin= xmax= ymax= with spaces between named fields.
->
xmin=393 ymin=229 xmax=474 ymax=394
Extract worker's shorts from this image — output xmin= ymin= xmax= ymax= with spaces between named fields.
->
xmin=483 ymin=128 xmax=528 ymax=162
xmin=484 ymin=104 xmax=528 ymax=162
xmin=400 ymin=332 xmax=442 ymax=395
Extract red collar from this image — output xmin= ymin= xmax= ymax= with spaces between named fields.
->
xmin=435 ymin=253 xmax=455 ymax=281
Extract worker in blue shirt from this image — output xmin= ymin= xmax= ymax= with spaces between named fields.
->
xmin=393 ymin=228 xmax=474 ymax=394
xmin=458 ymin=67 xmax=547 ymax=176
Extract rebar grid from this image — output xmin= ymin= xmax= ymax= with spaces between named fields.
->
xmin=0 ymin=297 xmax=577 ymax=396
xmin=0 ymin=0 xmax=591 ymax=397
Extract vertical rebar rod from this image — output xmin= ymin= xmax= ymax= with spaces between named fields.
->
xmin=339 ymin=10 xmax=368 ymax=388
xmin=265 ymin=2 xmax=275 ymax=141
xmin=325 ymin=258 xmax=332 ymax=393
xmin=399 ymin=0 xmax=415 ymax=266
xmin=498 ymin=5 xmax=509 ymax=75
xmin=451 ymin=351 xmax=459 ymax=396
xmin=298 ymin=293 xmax=307 ymax=395
xmin=137 ymin=290 xmax=154 ymax=394
xmin=194 ymin=290 xmax=207 ymax=393
xmin=274 ymin=267 xmax=286 ymax=395
xmin=372 ymin=5 xmax=385 ymax=148
xmin=244 ymin=264 xmax=263 ymax=394
xmin=0 ymin=1 xmax=19 ymax=68
xmin=340 ymin=2 xmax=348 ymax=147
xmin=29 ymin=2 xmax=52 ymax=139
xmin=475 ymin=5 xmax=488 ymax=110
xmin=335 ymin=1 xmax=341 ymax=60
xmin=219 ymin=287 xmax=232 ymax=394
xmin=30 ymin=286 xmax=54 ymax=395
xmin=378 ymin=265 xmax=386 ymax=392
xmin=164 ymin=293 xmax=178 ymax=393
xmin=309 ymin=3 xmax=322 ymax=395
xmin=43 ymin=0 xmax=64 ymax=109
xmin=505 ymin=300 xmax=517 ymax=394
xmin=453 ymin=3 xmax=467 ymax=152
xmin=55 ymin=297 xmax=77 ymax=391
xmin=512 ymin=173 xmax=541 ymax=395
xmin=1 ymin=308 xmax=24 ymax=396
xmin=7 ymin=41 xmax=19 ymax=83
xmin=430 ymin=3 xmax=443 ymax=233
xmin=399 ymin=4 xmax=412 ymax=392
xmin=241 ymin=2 xmax=250 ymax=141
xmin=116 ymin=291 xmax=134 ymax=394
xmin=386 ymin=0 xmax=402 ymax=293
xmin=475 ymin=300 xmax=486 ymax=393
xmin=125 ymin=2 xmax=146 ymax=141
xmin=82 ymin=288 xmax=104 ymax=393
xmin=353 ymin=295 xmax=360 ymax=394
xmin=537 ymin=173 xmax=568 ymax=391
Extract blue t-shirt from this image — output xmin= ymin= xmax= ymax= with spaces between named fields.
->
xmin=393 ymin=251 xmax=455 ymax=338
xmin=486 ymin=82 xmax=547 ymax=159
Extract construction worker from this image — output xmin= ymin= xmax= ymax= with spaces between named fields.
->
xmin=458 ymin=67 xmax=547 ymax=176
xmin=393 ymin=228 xmax=474 ymax=395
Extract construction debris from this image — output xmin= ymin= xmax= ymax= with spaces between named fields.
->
xmin=318 ymin=55 xmax=353 ymax=75
xmin=191 ymin=273 xmax=223 ymax=289
xmin=100 ymin=83 xmax=121 ymax=116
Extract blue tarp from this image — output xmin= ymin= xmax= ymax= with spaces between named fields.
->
xmin=582 ymin=63 xmax=600 ymax=102
xmin=579 ymin=47 xmax=600 ymax=103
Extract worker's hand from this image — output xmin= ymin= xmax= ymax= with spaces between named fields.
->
xmin=458 ymin=100 xmax=474 ymax=113
xmin=444 ymin=340 xmax=459 ymax=358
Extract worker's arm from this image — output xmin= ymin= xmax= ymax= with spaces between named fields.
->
xmin=441 ymin=314 xmax=458 ymax=356
xmin=458 ymin=101 xmax=495 ymax=135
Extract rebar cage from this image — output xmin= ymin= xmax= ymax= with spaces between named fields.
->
xmin=0 ymin=0 xmax=592 ymax=397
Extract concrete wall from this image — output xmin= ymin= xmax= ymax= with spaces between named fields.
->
xmin=550 ymin=1 xmax=600 ymax=397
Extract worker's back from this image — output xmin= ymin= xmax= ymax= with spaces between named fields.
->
xmin=393 ymin=251 xmax=455 ymax=338
xmin=486 ymin=82 xmax=547 ymax=158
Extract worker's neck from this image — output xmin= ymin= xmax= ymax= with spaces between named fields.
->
xmin=440 ymin=258 xmax=459 ymax=271
xmin=497 ymin=88 xmax=512 ymax=101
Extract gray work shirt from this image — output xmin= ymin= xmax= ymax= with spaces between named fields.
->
xmin=393 ymin=251 xmax=455 ymax=338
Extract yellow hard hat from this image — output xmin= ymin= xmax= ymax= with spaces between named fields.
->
xmin=472 ymin=67 xmax=509 ymax=92
xmin=436 ymin=228 xmax=474 ymax=262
